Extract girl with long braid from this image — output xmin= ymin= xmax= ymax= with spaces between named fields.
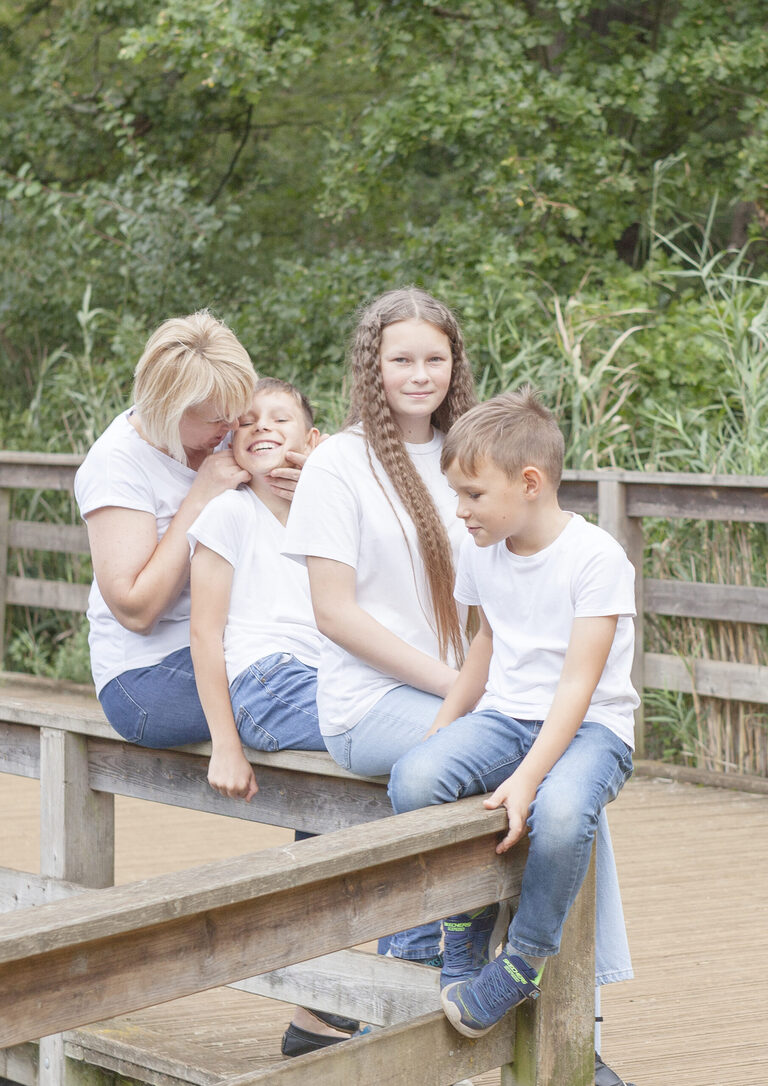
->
xmin=284 ymin=289 xmax=635 ymax=1083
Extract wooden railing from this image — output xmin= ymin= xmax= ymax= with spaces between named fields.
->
xmin=0 ymin=683 xmax=596 ymax=1086
xmin=3 ymin=452 xmax=768 ymax=758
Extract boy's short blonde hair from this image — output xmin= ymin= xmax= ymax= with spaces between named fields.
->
xmin=133 ymin=311 xmax=256 ymax=464
xmin=441 ymin=386 xmax=564 ymax=487
xmin=252 ymin=377 xmax=315 ymax=430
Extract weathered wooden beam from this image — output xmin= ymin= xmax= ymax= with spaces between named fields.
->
xmin=231 ymin=948 xmax=442 ymax=1026
xmin=508 ymin=852 xmax=594 ymax=1086
xmin=645 ymin=652 xmax=768 ymax=705
xmin=598 ymin=477 xmax=646 ymax=755
xmin=557 ymin=479 xmax=598 ymax=514
xmin=39 ymin=729 xmax=114 ymax=888
xmin=0 ymin=677 xmax=110 ymax=738
xmin=0 ymin=800 xmax=524 ymax=1045
xmin=625 ymin=481 xmax=768 ymax=522
xmin=0 ymin=458 xmax=80 ymax=491
xmin=222 ymin=1009 xmax=516 ymax=1086
xmin=645 ymin=578 xmax=768 ymax=624
xmin=86 ymin=740 xmax=391 ymax=831
xmin=9 ymin=521 xmax=90 ymax=556
xmin=633 ymin=758 xmax=768 ymax=795
xmin=6 ymin=576 xmax=91 ymax=612
xmin=0 ymin=868 xmax=82 ymax=912
xmin=0 ymin=721 xmax=40 ymax=777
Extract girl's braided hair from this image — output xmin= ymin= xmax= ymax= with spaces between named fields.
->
xmin=344 ymin=287 xmax=476 ymax=664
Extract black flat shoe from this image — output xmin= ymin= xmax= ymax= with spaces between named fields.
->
xmin=307 ymin=1008 xmax=360 ymax=1033
xmin=595 ymin=1051 xmax=638 ymax=1086
xmin=281 ymin=1022 xmax=350 ymax=1057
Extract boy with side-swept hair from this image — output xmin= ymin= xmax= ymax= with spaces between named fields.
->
xmin=388 ymin=386 xmax=638 ymax=1042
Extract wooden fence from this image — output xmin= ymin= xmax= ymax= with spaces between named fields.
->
xmin=4 ymin=452 xmax=768 ymax=758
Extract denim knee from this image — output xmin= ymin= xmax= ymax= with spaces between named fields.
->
xmin=388 ymin=743 xmax=447 ymax=813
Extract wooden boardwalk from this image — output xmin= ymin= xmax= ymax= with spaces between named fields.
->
xmin=2 ymin=774 xmax=767 ymax=1085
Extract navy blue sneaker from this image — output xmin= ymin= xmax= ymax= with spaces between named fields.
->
xmin=440 ymin=905 xmax=500 ymax=989
xmin=441 ymin=952 xmax=542 ymax=1038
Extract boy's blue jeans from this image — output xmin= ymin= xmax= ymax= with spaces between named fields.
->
xmin=99 ymin=647 xmax=325 ymax=752
xmin=388 ymin=710 xmax=633 ymax=959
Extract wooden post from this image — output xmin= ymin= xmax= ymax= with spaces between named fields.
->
xmin=39 ymin=728 xmax=115 ymax=1086
xmin=502 ymin=850 xmax=595 ymax=1086
xmin=0 ymin=487 xmax=11 ymax=667
xmin=598 ymin=476 xmax=646 ymax=757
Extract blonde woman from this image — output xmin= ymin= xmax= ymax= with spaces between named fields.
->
xmin=75 ymin=311 xmax=298 ymax=747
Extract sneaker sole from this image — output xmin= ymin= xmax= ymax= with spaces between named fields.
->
xmin=440 ymin=985 xmax=497 ymax=1038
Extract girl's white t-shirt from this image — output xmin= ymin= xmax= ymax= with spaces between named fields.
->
xmin=74 ymin=410 xmax=197 ymax=694
xmin=187 ymin=488 xmax=322 ymax=686
xmin=454 ymin=513 xmax=639 ymax=748
xmin=283 ymin=428 xmax=465 ymax=736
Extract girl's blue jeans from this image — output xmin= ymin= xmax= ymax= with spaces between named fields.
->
xmin=388 ymin=708 xmax=634 ymax=961
xmin=99 ymin=647 xmax=325 ymax=751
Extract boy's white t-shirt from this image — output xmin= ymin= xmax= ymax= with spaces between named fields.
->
xmin=74 ymin=410 xmax=198 ymax=694
xmin=454 ymin=513 xmax=639 ymax=749
xmin=283 ymin=427 xmax=465 ymax=736
xmin=187 ymin=488 xmax=322 ymax=686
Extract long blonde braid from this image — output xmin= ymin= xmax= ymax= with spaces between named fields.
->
xmin=345 ymin=288 xmax=476 ymax=663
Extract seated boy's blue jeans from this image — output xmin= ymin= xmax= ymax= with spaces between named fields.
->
xmin=99 ymin=647 xmax=325 ymax=752
xmin=229 ymin=653 xmax=325 ymax=752
xmin=388 ymin=710 xmax=633 ymax=959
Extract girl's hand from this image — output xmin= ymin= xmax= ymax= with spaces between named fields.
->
xmin=207 ymin=747 xmax=258 ymax=801
xmin=267 ymin=449 xmax=306 ymax=501
xmin=423 ymin=715 xmax=453 ymax=740
xmin=483 ymin=773 xmax=537 ymax=854
xmin=191 ymin=450 xmax=250 ymax=504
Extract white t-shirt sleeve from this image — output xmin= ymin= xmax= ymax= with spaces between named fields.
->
xmin=573 ymin=536 xmax=636 ymax=619
xmin=187 ymin=491 xmax=245 ymax=568
xmin=75 ymin=433 xmax=156 ymax=519
xmin=453 ymin=536 xmax=482 ymax=606
xmin=283 ymin=456 xmax=362 ymax=569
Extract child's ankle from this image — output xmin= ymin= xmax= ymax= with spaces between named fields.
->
xmin=506 ymin=943 xmax=547 ymax=981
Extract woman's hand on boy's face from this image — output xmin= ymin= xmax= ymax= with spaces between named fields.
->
xmin=483 ymin=773 xmax=536 ymax=854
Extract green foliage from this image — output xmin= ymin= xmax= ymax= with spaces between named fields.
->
xmin=2 ymin=0 xmax=768 ymax=770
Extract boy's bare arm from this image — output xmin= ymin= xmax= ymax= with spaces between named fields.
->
xmin=190 ymin=545 xmax=258 ymax=801
xmin=424 ymin=608 xmax=493 ymax=737
xmin=485 ymin=614 xmax=618 ymax=853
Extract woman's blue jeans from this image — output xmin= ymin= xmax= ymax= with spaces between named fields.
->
xmin=388 ymin=710 xmax=634 ymax=961
xmin=99 ymin=646 xmax=211 ymax=747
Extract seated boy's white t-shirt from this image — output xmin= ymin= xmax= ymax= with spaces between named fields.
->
xmin=75 ymin=410 xmax=198 ymax=694
xmin=188 ymin=488 xmax=322 ymax=686
xmin=454 ymin=513 xmax=639 ymax=749
xmin=283 ymin=428 xmax=465 ymax=736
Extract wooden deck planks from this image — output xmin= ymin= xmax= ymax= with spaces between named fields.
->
xmin=600 ymin=777 xmax=768 ymax=1086
xmin=2 ymin=774 xmax=767 ymax=1085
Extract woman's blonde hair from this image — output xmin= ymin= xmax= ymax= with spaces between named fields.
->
xmin=132 ymin=311 xmax=256 ymax=464
xmin=345 ymin=287 xmax=476 ymax=664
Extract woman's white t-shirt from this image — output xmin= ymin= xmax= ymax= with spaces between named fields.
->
xmin=187 ymin=488 xmax=322 ymax=686
xmin=283 ymin=428 xmax=464 ymax=736
xmin=74 ymin=410 xmax=197 ymax=694
xmin=454 ymin=513 xmax=639 ymax=748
